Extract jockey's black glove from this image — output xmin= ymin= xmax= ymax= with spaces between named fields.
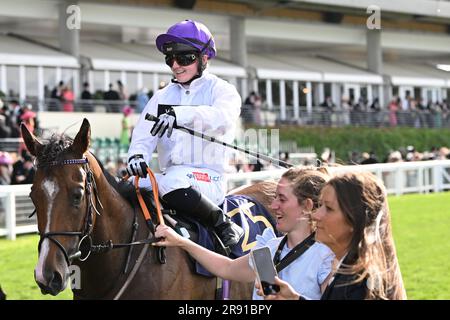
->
xmin=126 ymin=154 xmax=148 ymax=178
xmin=150 ymin=107 xmax=177 ymax=138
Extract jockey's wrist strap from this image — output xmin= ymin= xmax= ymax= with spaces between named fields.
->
xmin=128 ymin=154 xmax=144 ymax=162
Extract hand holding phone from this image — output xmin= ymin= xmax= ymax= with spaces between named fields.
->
xmin=250 ymin=247 xmax=280 ymax=296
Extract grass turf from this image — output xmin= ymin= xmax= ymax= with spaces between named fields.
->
xmin=389 ymin=192 xmax=450 ymax=300
xmin=0 ymin=191 xmax=449 ymax=299
xmin=0 ymin=235 xmax=72 ymax=300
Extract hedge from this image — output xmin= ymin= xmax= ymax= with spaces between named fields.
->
xmin=275 ymin=126 xmax=450 ymax=163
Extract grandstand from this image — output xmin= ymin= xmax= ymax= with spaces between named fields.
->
xmin=0 ymin=0 xmax=448 ymax=136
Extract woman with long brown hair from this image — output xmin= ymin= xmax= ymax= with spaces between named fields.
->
xmin=260 ymin=171 xmax=406 ymax=300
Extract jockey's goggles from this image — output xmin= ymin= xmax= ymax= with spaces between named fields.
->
xmin=165 ymin=52 xmax=198 ymax=67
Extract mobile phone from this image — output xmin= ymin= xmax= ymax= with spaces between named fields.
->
xmin=250 ymin=247 xmax=280 ymax=296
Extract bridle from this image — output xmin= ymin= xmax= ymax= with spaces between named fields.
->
xmin=37 ymin=157 xmax=102 ymax=266
xmin=33 ymin=154 xmax=166 ymax=299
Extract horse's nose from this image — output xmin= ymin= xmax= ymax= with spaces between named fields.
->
xmin=36 ymin=270 xmax=65 ymax=296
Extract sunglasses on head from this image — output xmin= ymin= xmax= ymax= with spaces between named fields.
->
xmin=165 ymin=52 xmax=198 ymax=67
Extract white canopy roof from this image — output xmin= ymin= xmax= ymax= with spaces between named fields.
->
xmin=249 ymin=53 xmax=383 ymax=84
xmin=337 ymin=58 xmax=450 ymax=87
xmin=249 ymin=53 xmax=322 ymax=81
xmin=0 ymin=34 xmax=79 ymax=68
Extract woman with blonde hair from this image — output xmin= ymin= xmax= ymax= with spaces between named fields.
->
xmin=259 ymin=171 xmax=406 ymax=300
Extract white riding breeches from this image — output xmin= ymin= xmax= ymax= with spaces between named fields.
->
xmin=135 ymin=165 xmax=226 ymax=206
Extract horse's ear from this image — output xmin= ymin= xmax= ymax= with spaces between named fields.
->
xmin=21 ymin=122 xmax=43 ymax=157
xmin=72 ymin=118 xmax=91 ymax=156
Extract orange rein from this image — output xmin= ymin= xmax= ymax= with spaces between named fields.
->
xmin=123 ymin=168 xmax=165 ymax=228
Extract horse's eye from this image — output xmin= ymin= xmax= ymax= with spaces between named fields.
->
xmin=72 ymin=188 xmax=84 ymax=207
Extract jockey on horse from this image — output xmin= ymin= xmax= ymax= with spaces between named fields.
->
xmin=126 ymin=20 xmax=244 ymax=249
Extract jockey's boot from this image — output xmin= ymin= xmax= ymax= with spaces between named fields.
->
xmin=162 ymin=187 xmax=244 ymax=247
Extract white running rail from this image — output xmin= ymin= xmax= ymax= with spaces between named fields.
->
xmin=2 ymin=160 xmax=450 ymax=240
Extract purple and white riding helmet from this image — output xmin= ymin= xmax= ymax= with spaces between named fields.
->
xmin=156 ymin=20 xmax=216 ymax=59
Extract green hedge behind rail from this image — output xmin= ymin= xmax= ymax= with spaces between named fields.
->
xmin=276 ymin=126 xmax=450 ymax=163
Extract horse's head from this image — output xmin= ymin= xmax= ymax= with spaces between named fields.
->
xmin=22 ymin=119 xmax=95 ymax=296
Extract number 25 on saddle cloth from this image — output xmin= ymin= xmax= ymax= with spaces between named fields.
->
xmin=194 ymin=194 xmax=278 ymax=277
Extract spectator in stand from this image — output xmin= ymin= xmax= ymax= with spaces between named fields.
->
xmin=11 ymin=150 xmax=35 ymax=185
xmin=370 ymin=97 xmax=380 ymax=111
xmin=0 ymin=114 xmax=11 ymax=138
xmin=0 ymin=100 xmax=11 ymax=138
xmin=49 ymin=81 xmax=64 ymax=111
xmin=387 ymin=151 xmax=402 ymax=163
xmin=81 ymin=81 xmax=93 ymax=112
xmin=405 ymin=146 xmax=415 ymax=162
xmin=243 ymin=91 xmax=257 ymax=124
xmin=360 ymin=151 xmax=378 ymax=165
xmin=253 ymin=93 xmax=262 ymax=126
xmin=438 ymin=147 xmax=450 ymax=160
xmin=341 ymin=95 xmax=351 ymax=126
xmin=0 ymin=151 xmax=13 ymax=185
xmin=104 ymin=83 xmax=121 ymax=112
xmin=120 ymin=105 xmax=133 ymax=150
xmin=9 ymin=100 xmax=21 ymax=126
xmin=20 ymin=105 xmax=36 ymax=133
xmin=81 ymin=82 xmax=92 ymax=100
xmin=321 ymin=96 xmax=335 ymax=111
xmin=388 ymin=97 xmax=398 ymax=127
xmin=18 ymin=104 xmax=38 ymax=154
xmin=117 ymin=80 xmax=128 ymax=101
xmin=1 ymin=100 xmax=19 ymax=137
xmin=44 ymin=85 xmax=51 ymax=99
xmin=320 ymin=96 xmax=335 ymax=126
xmin=248 ymin=159 xmax=263 ymax=172
xmin=369 ymin=98 xmax=381 ymax=127
xmin=137 ymin=87 xmax=150 ymax=113
xmin=61 ymin=85 xmax=75 ymax=112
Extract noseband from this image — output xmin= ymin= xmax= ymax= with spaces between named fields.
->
xmin=37 ymin=157 xmax=102 ymax=266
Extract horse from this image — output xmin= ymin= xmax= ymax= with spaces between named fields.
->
xmin=21 ymin=119 xmax=277 ymax=299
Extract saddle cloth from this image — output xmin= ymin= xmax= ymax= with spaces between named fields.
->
xmin=182 ymin=194 xmax=277 ymax=277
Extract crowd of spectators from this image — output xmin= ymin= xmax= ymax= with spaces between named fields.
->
xmin=0 ymin=98 xmax=38 ymax=139
xmin=388 ymin=96 xmax=450 ymax=128
xmin=41 ymin=80 xmax=154 ymax=113
xmin=0 ymin=149 xmax=35 ymax=186
xmin=349 ymin=145 xmax=450 ymax=165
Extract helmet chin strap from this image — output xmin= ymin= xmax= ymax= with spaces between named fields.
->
xmin=171 ymin=52 xmax=206 ymax=85
xmin=171 ymin=74 xmax=201 ymax=86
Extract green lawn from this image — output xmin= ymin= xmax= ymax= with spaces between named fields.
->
xmin=0 ymin=235 xmax=72 ymax=300
xmin=389 ymin=192 xmax=450 ymax=300
xmin=1 ymin=192 xmax=449 ymax=300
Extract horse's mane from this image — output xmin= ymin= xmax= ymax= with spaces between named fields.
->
xmin=36 ymin=134 xmax=74 ymax=170
xmin=90 ymin=154 xmax=120 ymax=189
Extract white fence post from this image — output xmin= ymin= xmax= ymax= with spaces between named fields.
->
xmin=5 ymin=191 xmax=16 ymax=240
xmin=433 ymin=165 xmax=442 ymax=193
xmin=395 ymin=168 xmax=403 ymax=196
